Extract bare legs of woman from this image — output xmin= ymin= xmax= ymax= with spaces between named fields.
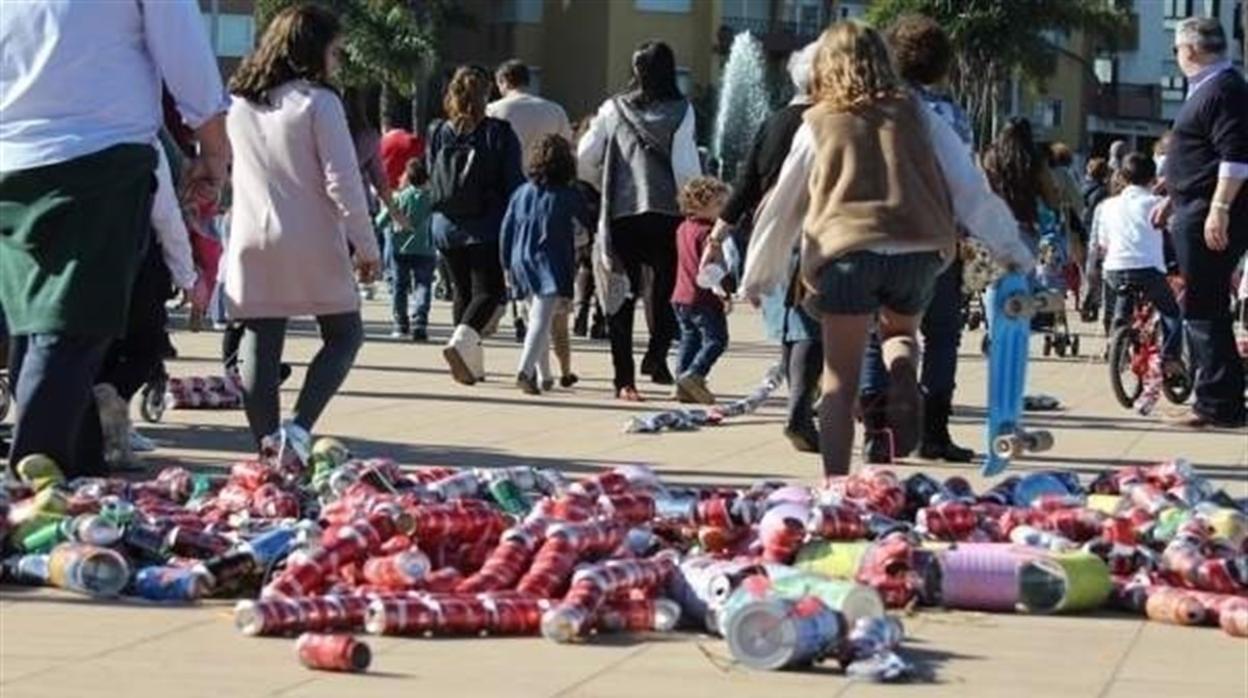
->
xmin=818 ymin=309 xmax=921 ymax=485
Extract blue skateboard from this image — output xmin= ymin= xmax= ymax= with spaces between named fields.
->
xmin=983 ymin=271 xmax=1057 ymax=476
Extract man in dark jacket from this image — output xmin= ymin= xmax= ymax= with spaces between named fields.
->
xmin=1153 ymin=17 xmax=1248 ymax=428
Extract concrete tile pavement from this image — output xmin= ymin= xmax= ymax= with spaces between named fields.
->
xmin=1 ymin=298 xmax=1245 ymax=697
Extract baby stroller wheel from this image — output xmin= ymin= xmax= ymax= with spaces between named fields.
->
xmin=1043 ymin=335 xmax=1053 ymax=357
xmin=140 ymin=378 xmax=167 ymax=424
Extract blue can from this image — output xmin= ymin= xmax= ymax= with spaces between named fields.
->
xmin=241 ymin=526 xmax=298 ymax=567
xmin=124 ymin=521 xmax=171 ymax=560
xmin=132 ymin=566 xmax=211 ymax=602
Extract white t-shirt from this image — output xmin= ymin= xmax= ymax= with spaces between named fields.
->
xmin=486 ymin=91 xmax=572 ymax=159
xmin=1091 ymin=185 xmax=1166 ymax=273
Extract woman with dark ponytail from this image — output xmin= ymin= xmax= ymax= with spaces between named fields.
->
xmin=577 ymin=41 xmax=703 ymax=402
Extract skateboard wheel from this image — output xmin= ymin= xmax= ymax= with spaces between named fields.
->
xmin=992 ymin=434 xmax=1022 ymax=459
xmin=1025 ymin=430 xmax=1054 ymax=452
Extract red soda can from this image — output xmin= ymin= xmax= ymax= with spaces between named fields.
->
xmin=916 ymin=502 xmax=978 ymax=541
xmin=1219 ymin=597 xmax=1248 ymax=637
xmin=362 ymin=550 xmax=431 ymax=589
xmin=229 ymin=461 xmax=275 ymax=491
xmin=235 ymin=598 xmax=303 ymax=636
xmin=422 ymin=568 xmax=464 ymax=593
xmin=569 ymin=471 xmax=629 ymax=500
xmin=252 ymin=485 xmax=301 ymax=519
xmin=165 ymin=526 xmax=231 ymax=558
xmin=263 ymin=558 xmax=327 ymax=599
xmin=759 ymin=512 xmax=805 ymax=564
xmin=808 ymin=503 xmax=866 ymax=541
xmin=695 ymin=497 xmax=734 ymax=529
xmin=1043 ymin=508 xmax=1104 ymax=542
xmin=364 ymin=597 xmax=439 ymax=635
xmin=549 ymin=519 xmax=625 ymax=555
xmin=483 ymin=596 xmax=546 ymax=635
xmin=428 ymin=596 xmax=490 ymax=635
xmin=595 ymin=601 xmax=647 ymax=632
xmin=215 ymin=483 xmax=254 ymax=513
xmin=153 ymin=468 xmax=193 ymax=502
xmin=295 ymin=633 xmax=371 ymax=672
xmin=598 ymin=493 xmax=656 ymax=526
xmin=1102 ymin=517 xmax=1138 ymax=545
xmin=1145 ymin=588 xmax=1206 ymax=626
xmin=549 ymin=493 xmax=594 ymax=521
xmin=457 ymin=540 xmax=531 ymax=592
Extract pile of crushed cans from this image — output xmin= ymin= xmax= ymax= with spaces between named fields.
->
xmin=1 ymin=446 xmax=1244 ymax=679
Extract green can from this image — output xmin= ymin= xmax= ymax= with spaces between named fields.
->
xmin=17 ymin=513 xmax=68 ymax=553
xmin=487 ymin=478 xmax=530 ymax=516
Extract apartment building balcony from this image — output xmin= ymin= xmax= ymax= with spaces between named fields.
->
xmin=1090 ymin=82 xmax=1161 ymax=121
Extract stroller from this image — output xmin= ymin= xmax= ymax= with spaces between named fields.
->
xmin=139 ymin=196 xmax=225 ymax=424
xmin=1032 ymin=203 xmax=1080 ymax=357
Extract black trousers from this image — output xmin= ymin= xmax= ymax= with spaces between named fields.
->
xmin=442 ymin=241 xmax=505 ymax=332
xmin=1171 ymin=205 xmax=1247 ymax=423
xmin=607 ymin=213 xmax=680 ymax=389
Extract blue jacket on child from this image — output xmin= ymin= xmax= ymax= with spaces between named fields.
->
xmin=500 ymin=181 xmax=593 ymax=299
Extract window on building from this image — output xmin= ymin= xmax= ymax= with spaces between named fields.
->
xmin=1199 ymin=0 xmax=1221 ymax=17
xmin=1161 ymin=74 xmax=1188 ymax=101
xmin=202 ymin=13 xmax=255 ymax=58
xmin=1165 ymin=0 xmax=1194 ymax=19
xmin=218 ymin=14 xmax=255 ymax=57
xmin=635 ymin=0 xmax=691 ymax=13
xmin=1094 ymin=56 xmax=1118 ymax=84
xmin=500 ymin=0 xmax=543 ymax=23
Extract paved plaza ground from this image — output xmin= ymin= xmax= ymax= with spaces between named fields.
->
xmin=1 ymin=298 xmax=1245 ymax=697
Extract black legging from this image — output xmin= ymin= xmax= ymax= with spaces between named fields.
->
xmin=607 ymin=213 xmax=680 ymax=390
xmin=783 ymin=338 xmax=822 ymax=428
xmin=442 ymin=241 xmax=506 ymax=332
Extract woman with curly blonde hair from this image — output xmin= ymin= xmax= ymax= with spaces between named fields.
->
xmin=428 ymin=66 xmax=524 ymax=385
xmin=740 ymin=21 xmax=1032 ymax=481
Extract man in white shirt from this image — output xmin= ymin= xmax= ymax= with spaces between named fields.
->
xmin=486 ymin=60 xmax=572 ymax=160
xmin=0 ymin=0 xmax=229 ymax=476
xmin=1092 ymin=153 xmax=1184 ymax=373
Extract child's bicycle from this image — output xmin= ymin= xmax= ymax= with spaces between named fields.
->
xmin=1108 ymin=278 xmax=1192 ymax=412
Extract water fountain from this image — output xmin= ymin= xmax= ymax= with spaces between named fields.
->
xmin=711 ymin=31 xmax=772 ymax=183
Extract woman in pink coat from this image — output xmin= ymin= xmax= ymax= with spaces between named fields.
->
xmin=224 ymin=5 xmax=380 ymax=464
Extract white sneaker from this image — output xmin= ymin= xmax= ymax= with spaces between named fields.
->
xmin=129 ymin=430 xmax=157 ymax=453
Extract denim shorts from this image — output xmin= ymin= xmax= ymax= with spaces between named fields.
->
xmin=806 ymin=251 xmax=944 ymax=316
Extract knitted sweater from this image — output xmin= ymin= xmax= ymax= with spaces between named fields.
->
xmin=797 ymin=96 xmax=957 ymax=288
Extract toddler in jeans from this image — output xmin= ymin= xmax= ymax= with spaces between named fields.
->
xmin=376 ymin=158 xmax=436 ymax=341
xmin=671 ymin=177 xmax=733 ymax=404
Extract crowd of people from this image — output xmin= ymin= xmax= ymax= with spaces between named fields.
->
xmin=0 ymin=2 xmax=1244 ymax=485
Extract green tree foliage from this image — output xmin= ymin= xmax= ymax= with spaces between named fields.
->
xmin=868 ymin=0 xmax=1126 ymax=145
xmin=254 ymin=0 xmax=440 ymax=97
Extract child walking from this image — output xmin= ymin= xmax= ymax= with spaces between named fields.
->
xmin=672 ymin=177 xmax=732 ymax=405
xmin=501 ymin=134 xmax=591 ymax=394
xmin=377 ymin=158 xmax=436 ymax=342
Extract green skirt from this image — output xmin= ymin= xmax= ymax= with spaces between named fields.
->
xmin=0 ymin=144 xmax=157 ymax=338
